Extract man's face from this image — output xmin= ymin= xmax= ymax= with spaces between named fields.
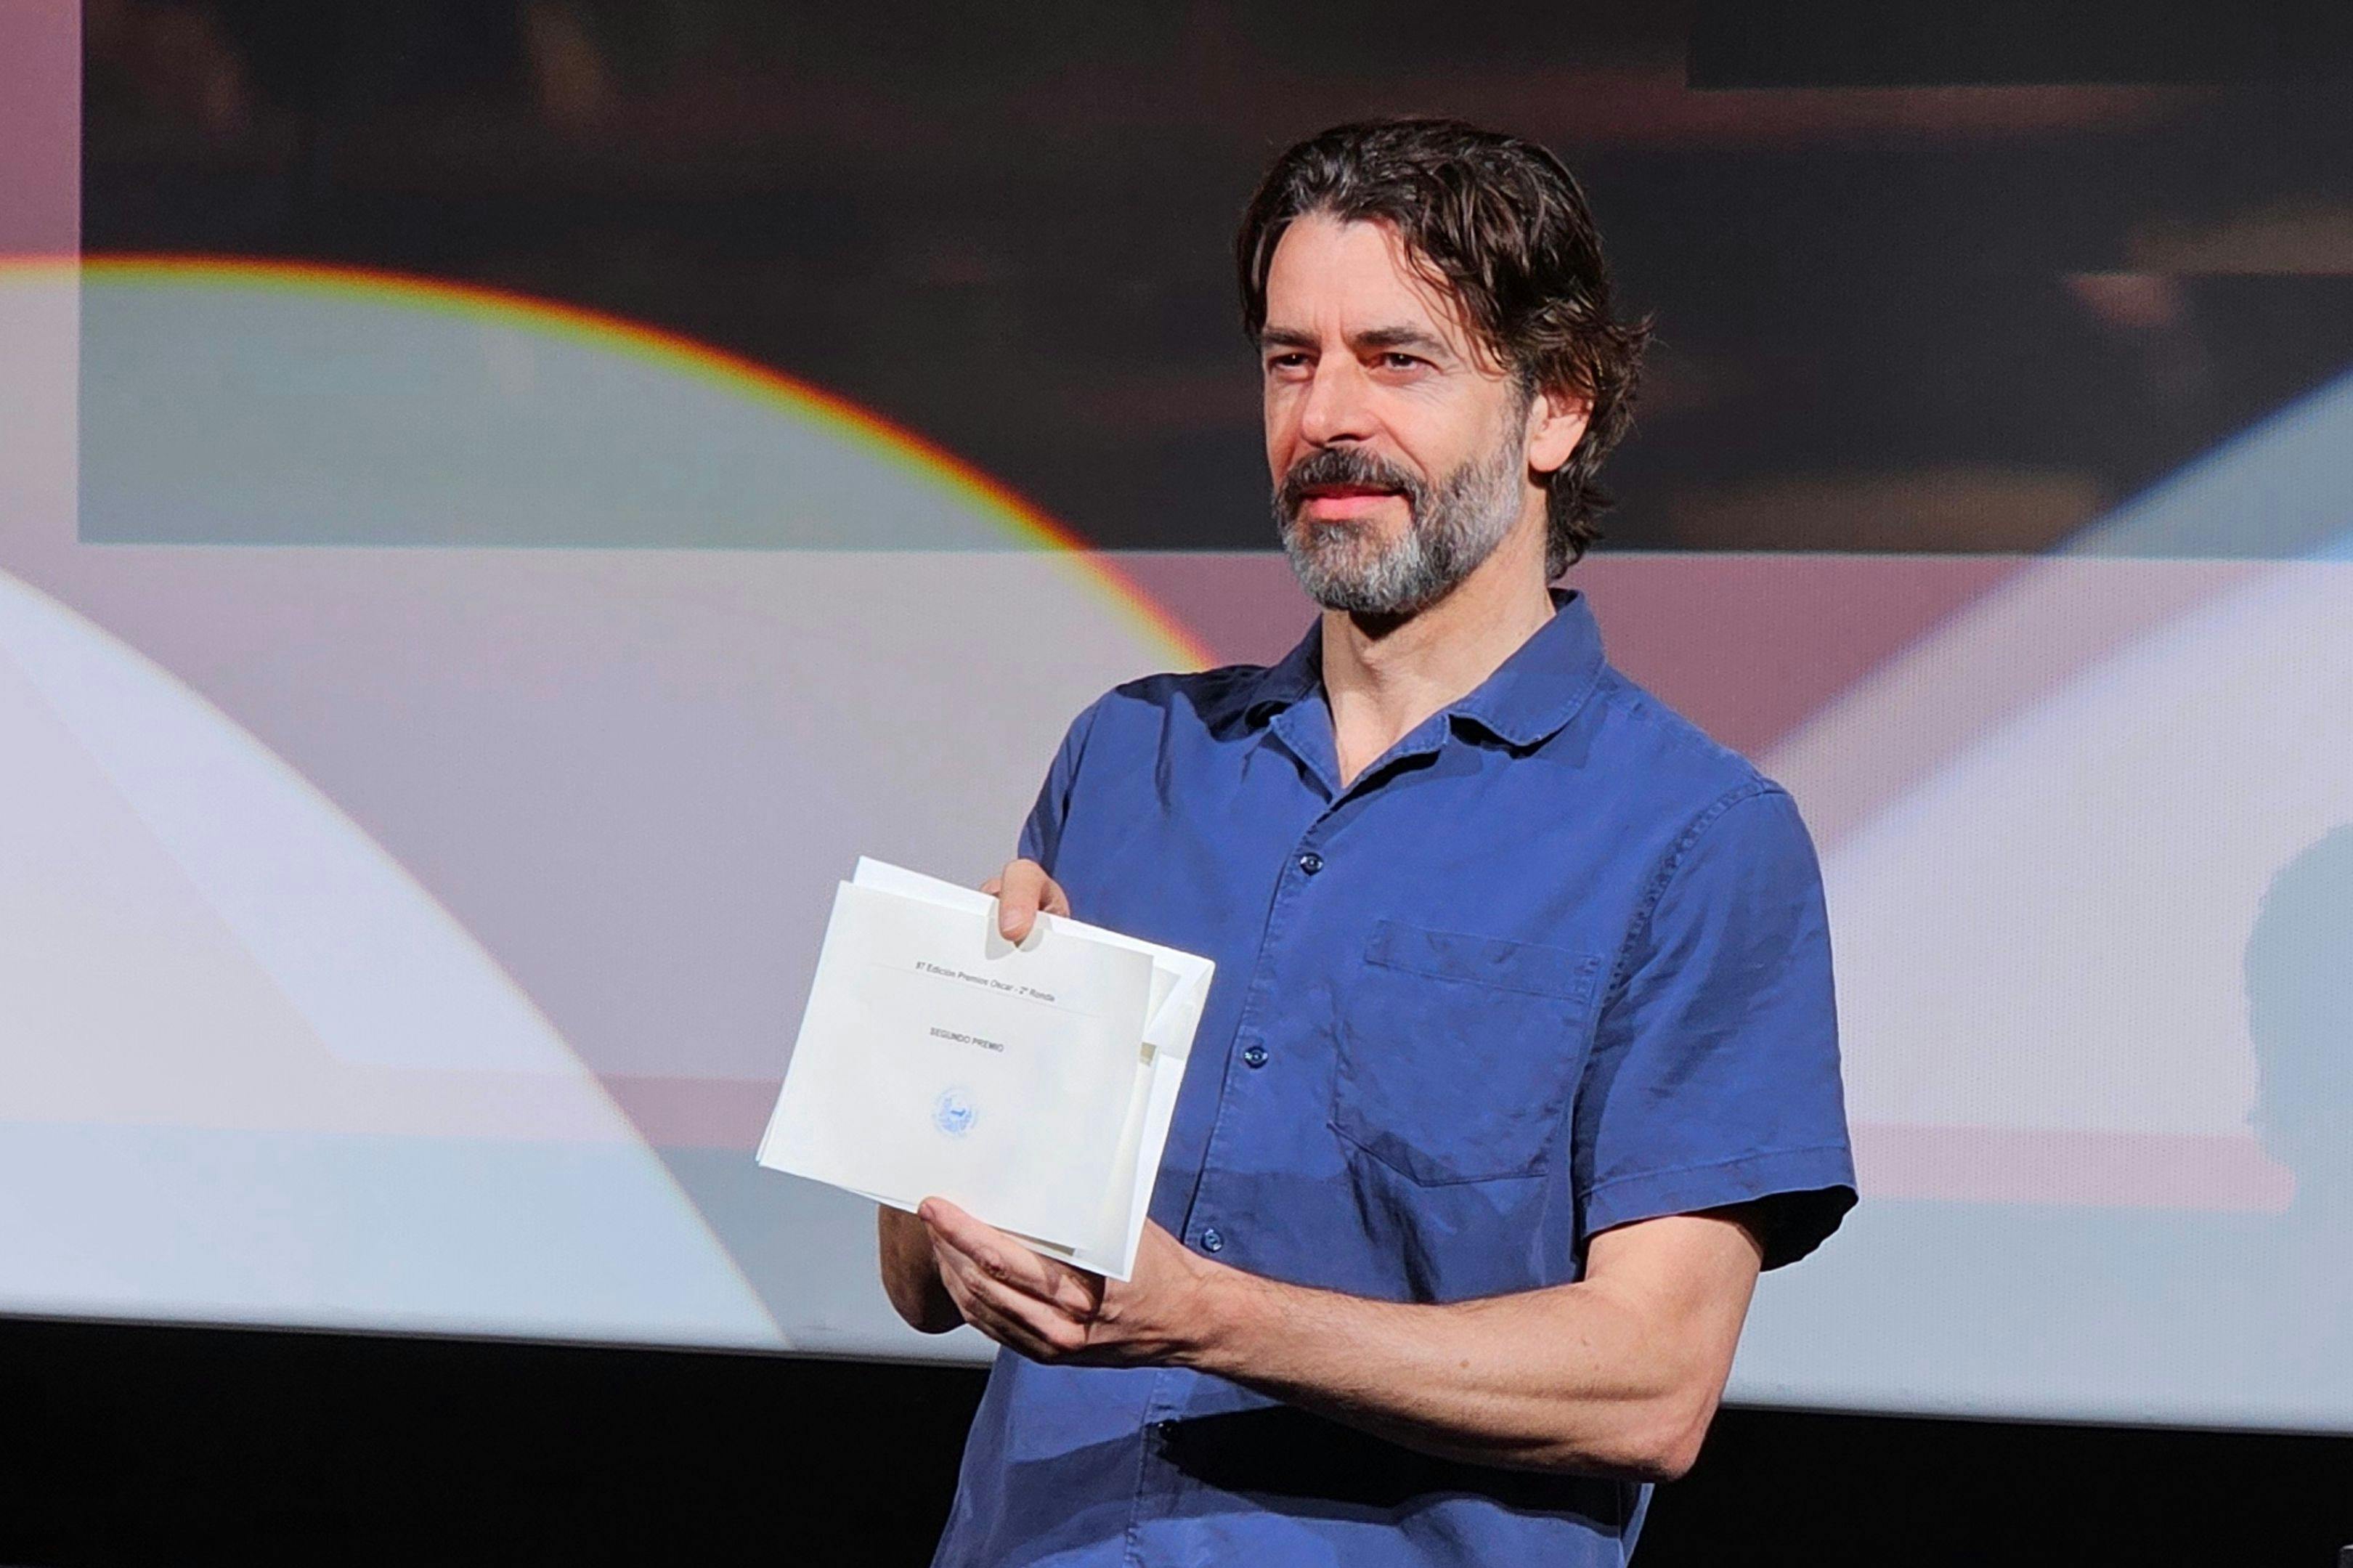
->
xmin=1260 ymin=214 xmax=1537 ymax=616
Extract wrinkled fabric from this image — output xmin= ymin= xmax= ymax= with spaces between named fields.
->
xmin=932 ymin=588 xmax=1856 ymax=1567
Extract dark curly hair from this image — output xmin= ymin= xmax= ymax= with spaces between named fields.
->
xmin=1237 ymin=118 xmax=1652 ymax=575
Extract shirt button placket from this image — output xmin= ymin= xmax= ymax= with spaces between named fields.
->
xmin=1173 ymin=837 xmax=1321 ymax=1322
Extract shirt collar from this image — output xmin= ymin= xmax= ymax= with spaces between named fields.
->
xmin=1243 ymin=587 xmax=1606 ymax=750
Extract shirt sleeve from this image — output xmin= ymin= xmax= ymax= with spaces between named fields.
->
xmin=1015 ymin=694 xmax=1106 ymax=876
xmin=1572 ymin=781 xmax=1857 ymax=1270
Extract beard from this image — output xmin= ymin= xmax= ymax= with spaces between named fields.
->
xmin=1272 ymin=415 xmax=1529 ymax=617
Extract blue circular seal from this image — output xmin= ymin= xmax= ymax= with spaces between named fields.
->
xmin=933 ymin=1086 xmax=978 ymax=1137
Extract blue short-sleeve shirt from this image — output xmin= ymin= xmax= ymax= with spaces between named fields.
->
xmin=932 ymin=588 xmax=1856 ymax=1567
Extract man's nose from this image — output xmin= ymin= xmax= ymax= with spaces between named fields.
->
xmin=1296 ymin=357 xmax=1376 ymax=448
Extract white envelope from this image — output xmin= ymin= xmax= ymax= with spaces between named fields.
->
xmin=756 ymin=858 xmax=1214 ymax=1280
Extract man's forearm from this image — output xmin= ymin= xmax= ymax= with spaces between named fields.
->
xmin=878 ymin=1206 xmax=965 ymax=1334
xmin=1177 ymin=1218 xmax=1758 ymax=1482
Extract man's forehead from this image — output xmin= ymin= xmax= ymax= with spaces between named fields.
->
xmin=1262 ymin=214 xmax=1475 ymax=347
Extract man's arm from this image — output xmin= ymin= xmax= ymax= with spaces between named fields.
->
xmin=1199 ymin=1211 xmax=1761 ymax=1480
xmin=1204 ymin=1201 xmax=1760 ymax=1469
xmin=919 ymin=1198 xmax=1763 ymax=1483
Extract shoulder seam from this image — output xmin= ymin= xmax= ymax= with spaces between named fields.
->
xmin=1105 ymin=662 xmax=1266 ymax=704
xmin=1602 ymin=779 xmax=1786 ymax=1007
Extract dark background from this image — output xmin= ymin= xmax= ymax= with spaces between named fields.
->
xmin=81 ymin=0 xmax=2353 ymax=556
xmin=31 ymin=1 xmax=2353 ymax=1561
xmin=3 ymin=1315 xmax=2350 ymax=1565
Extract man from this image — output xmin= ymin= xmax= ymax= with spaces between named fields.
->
xmin=880 ymin=117 xmax=1856 ymax=1565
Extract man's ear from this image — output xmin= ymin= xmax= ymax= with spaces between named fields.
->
xmin=1525 ymin=383 xmax=1592 ymax=479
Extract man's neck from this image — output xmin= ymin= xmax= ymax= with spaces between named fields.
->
xmin=1319 ymin=519 xmax=1558 ymax=790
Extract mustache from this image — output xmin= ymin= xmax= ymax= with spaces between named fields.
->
xmin=1277 ymin=446 xmax=1426 ymax=519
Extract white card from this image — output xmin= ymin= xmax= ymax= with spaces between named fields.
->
xmin=756 ymin=860 xmax=1215 ymax=1279
xmin=757 ymin=879 xmax=1155 ymax=1251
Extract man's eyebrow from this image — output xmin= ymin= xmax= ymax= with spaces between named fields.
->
xmin=1256 ymin=323 xmax=1457 ymax=357
xmin=1351 ymin=325 xmax=1452 ymax=357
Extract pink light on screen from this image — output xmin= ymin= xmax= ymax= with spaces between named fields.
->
xmin=0 ymin=0 xmax=78 ymax=256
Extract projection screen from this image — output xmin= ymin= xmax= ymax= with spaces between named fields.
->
xmin=4 ymin=4 xmax=2347 ymax=1435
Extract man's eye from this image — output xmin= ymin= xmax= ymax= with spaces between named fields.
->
xmin=1381 ymin=353 xmax=1423 ymax=370
xmin=1267 ymin=353 xmax=1309 ymax=371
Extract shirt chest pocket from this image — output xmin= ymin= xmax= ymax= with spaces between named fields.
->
xmin=1329 ymin=919 xmax=1604 ymax=1187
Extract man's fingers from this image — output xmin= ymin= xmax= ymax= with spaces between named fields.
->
xmin=935 ymin=1256 xmax=1025 ymax=1347
xmin=922 ymin=1198 xmax=1102 ymax=1318
xmin=951 ymin=1264 xmax=1087 ymax=1360
xmin=931 ymin=1235 xmax=1087 ymax=1360
xmin=922 ymin=1198 xmax=1097 ymax=1314
xmin=993 ymin=859 xmax=1043 ymax=941
xmin=922 ymin=1197 xmax=1049 ymax=1292
xmin=990 ymin=858 xmax=1070 ymax=943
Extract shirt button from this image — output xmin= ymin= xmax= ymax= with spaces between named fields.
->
xmin=1296 ymin=851 xmax=1323 ymax=876
xmin=1240 ymin=1044 xmax=1268 ymax=1068
xmin=1199 ymin=1227 xmax=1225 ymax=1254
xmin=1153 ymin=1420 xmax=1176 ymax=1442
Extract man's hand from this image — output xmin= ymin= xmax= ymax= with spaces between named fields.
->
xmin=919 ymin=1198 xmax=1236 ymax=1368
xmin=980 ymin=857 xmax=1069 ymax=943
